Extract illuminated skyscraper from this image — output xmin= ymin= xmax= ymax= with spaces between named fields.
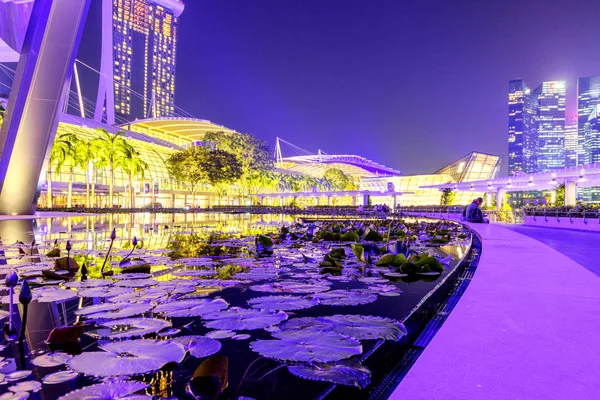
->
xmin=564 ymin=120 xmax=578 ymax=168
xmin=96 ymin=0 xmax=184 ymax=124
xmin=577 ymin=76 xmax=600 ymax=166
xmin=508 ymin=79 xmax=537 ymax=174
xmin=534 ymin=81 xmax=566 ymax=172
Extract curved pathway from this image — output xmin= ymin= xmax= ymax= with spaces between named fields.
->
xmin=391 ymin=223 xmax=600 ymax=400
xmin=503 ymin=224 xmax=600 ymax=277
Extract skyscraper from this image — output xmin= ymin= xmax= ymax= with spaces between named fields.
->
xmin=564 ymin=119 xmax=578 ymax=168
xmin=508 ymin=79 xmax=527 ymax=175
xmin=577 ymin=76 xmax=600 ymax=166
xmin=535 ymin=81 xmax=566 ymax=172
xmin=508 ymin=79 xmax=566 ymax=174
xmin=96 ymin=0 xmax=184 ymax=124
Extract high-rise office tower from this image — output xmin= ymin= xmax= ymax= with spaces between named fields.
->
xmin=577 ymin=76 xmax=600 ymax=166
xmin=508 ymin=80 xmax=566 ymax=174
xmin=564 ymin=119 xmax=578 ymax=168
xmin=534 ymin=81 xmax=566 ymax=172
xmin=508 ymin=79 xmax=539 ymax=174
xmin=96 ymin=0 xmax=184 ymax=124
xmin=508 ymin=80 xmax=527 ymax=175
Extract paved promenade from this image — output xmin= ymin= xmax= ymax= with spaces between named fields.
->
xmin=392 ymin=223 xmax=600 ymax=400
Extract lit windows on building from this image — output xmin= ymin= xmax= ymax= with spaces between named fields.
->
xmin=110 ymin=0 xmax=183 ymax=122
xmin=535 ymin=81 xmax=566 ymax=172
xmin=565 ymin=121 xmax=578 ymax=168
xmin=509 ymin=79 xmax=566 ymax=175
xmin=577 ymin=76 xmax=600 ymax=166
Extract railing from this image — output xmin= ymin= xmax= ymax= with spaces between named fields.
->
xmin=396 ymin=206 xmax=524 ymax=224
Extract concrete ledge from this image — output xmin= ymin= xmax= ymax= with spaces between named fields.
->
xmin=391 ymin=223 xmax=600 ymax=400
xmin=523 ymin=215 xmax=600 ymax=231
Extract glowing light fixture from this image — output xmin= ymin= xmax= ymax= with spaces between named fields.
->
xmin=549 ymin=177 xmax=558 ymax=185
xmin=578 ymin=171 xmax=588 ymax=182
xmin=527 ymin=178 xmax=535 ymax=187
xmin=469 ymin=184 xmax=475 ymax=191
xmin=506 ymin=179 xmax=513 ymax=188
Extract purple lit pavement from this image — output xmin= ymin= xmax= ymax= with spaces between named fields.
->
xmin=392 ymin=223 xmax=600 ymax=400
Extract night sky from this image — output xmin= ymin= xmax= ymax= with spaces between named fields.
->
xmin=78 ymin=0 xmax=600 ymax=175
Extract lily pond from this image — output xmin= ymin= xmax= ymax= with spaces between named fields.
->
xmin=0 ymin=213 xmax=473 ymax=400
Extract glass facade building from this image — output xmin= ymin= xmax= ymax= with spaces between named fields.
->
xmin=577 ymin=76 xmax=600 ymax=166
xmin=508 ymin=80 xmax=566 ymax=175
xmin=112 ymin=0 xmax=183 ymax=121
xmin=535 ymin=81 xmax=566 ymax=172
xmin=360 ymin=152 xmax=500 ymax=206
xmin=508 ymin=79 xmax=539 ymax=175
xmin=564 ymin=121 xmax=578 ymax=168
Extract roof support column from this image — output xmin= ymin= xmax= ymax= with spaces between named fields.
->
xmin=0 ymin=0 xmax=90 ymax=215
xmin=565 ymin=181 xmax=577 ymax=206
xmin=496 ymin=188 xmax=506 ymax=210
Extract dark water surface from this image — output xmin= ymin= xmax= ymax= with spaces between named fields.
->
xmin=0 ymin=213 xmax=471 ymax=400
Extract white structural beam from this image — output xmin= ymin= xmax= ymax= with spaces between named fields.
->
xmin=419 ymin=163 xmax=600 ymax=193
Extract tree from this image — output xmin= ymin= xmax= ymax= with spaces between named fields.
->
xmin=323 ymin=168 xmax=357 ymax=190
xmin=116 ymin=144 xmax=147 ymax=208
xmin=0 ymin=102 xmax=5 ymax=127
xmin=203 ymin=131 xmax=272 ymax=196
xmin=166 ymin=147 xmax=243 ymax=205
xmin=75 ymin=138 xmax=102 ymax=207
xmin=48 ymin=134 xmax=73 ymax=207
xmin=93 ymin=129 xmax=130 ymax=205
xmin=555 ymin=184 xmax=565 ymax=206
xmin=166 ymin=146 xmax=209 ymax=205
xmin=51 ymin=133 xmax=80 ymax=207
xmin=202 ymin=149 xmax=243 ymax=187
xmin=440 ymin=188 xmax=456 ymax=206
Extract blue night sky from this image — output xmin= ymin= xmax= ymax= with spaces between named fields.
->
xmin=79 ymin=0 xmax=600 ymax=175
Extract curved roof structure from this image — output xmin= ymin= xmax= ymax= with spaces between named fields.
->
xmin=121 ymin=117 xmax=240 ymax=148
xmin=281 ymin=154 xmax=401 ymax=179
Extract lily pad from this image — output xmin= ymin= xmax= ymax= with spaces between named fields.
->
xmin=57 ymin=381 xmax=149 ymax=400
xmin=250 ymin=330 xmax=362 ymax=363
xmin=41 ymin=370 xmax=79 ymax=384
xmin=153 ymin=298 xmax=228 ymax=318
xmin=88 ymin=318 xmax=172 ymax=339
xmin=248 ymin=295 xmax=318 ymax=311
xmin=68 ymin=340 xmax=185 ymax=377
xmin=288 ymin=359 xmax=371 ymax=388
xmin=203 ymin=307 xmax=288 ymax=331
xmin=171 ymin=336 xmax=222 ymax=358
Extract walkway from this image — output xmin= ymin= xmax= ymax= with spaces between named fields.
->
xmin=391 ymin=223 xmax=600 ymax=400
xmin=503 ymin=224 xmax=600 ymax=277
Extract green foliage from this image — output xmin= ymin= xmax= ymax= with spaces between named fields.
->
xmin=257 ymin=235 xmax=273 ymax=247
xmin=203 ymin=131 xmax=273 ymax=176
xmin=215 ymin=264 xmax=247 ymax=279
xmin=166 ymin=146 xmax=242 ymax=194
xmin=393 ymin=254 xmax=407 ymax=267
xmin=440 ymin=188 xmax=456 ymax=206
xmin=415 ymin=256 xmax=444 ymax=272
xmin=363 ymin=229 xmax=383 ymax=242
xmin=46 ymin=248 xmax=61 ymax=257
xmin=375 ymin=253 xmax=396 ymax=266
xmin=340 ymin=231 xmax=360 ymax=242
xmin=555 ymin=184 xmax=565 ymax=206
xmin=323 ymin=168 xmax=357 ymax=190
xmin=351 ymin=244 xmax=365 ymax=262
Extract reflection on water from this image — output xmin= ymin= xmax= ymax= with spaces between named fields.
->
xmin=0 ymin=213 xmax=471 ymax=400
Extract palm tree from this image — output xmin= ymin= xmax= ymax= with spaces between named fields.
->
xmin=93 ymin=129 xmax=129 ymax=206
xmin=116 ymin=143 xmax=147 ymax=208
xmin=76 ymin=138 xmax=101 ymax=207
xmin=51 ymin=133 xmax=79 ymax=207
xmin=0 ymin=103 xmax=5 ymax=127
xmin=47 ymin=136 xmax=71 ymax=208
